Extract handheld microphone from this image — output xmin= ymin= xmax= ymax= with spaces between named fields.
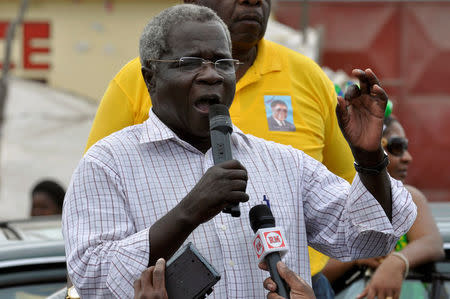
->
xmin=249 ymin=204 xmax=290 ymax=298
xmin=209 ymin=104 xmax=240 ymax=217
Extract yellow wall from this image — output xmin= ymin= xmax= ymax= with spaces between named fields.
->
xmin=0 ymin=0 xmax=180 ymax=101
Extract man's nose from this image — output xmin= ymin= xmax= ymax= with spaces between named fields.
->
xmin=196 ymin=63 xmax=224 ymax=85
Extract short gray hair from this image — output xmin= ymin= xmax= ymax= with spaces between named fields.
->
xmin=139 ymin=4 xmax=231 ymax=68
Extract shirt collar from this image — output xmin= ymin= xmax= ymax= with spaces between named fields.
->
xmin=139 ymin=109 xmax=177 ymax=144
xmin=140 ymin=108 xmax=247 ymax=145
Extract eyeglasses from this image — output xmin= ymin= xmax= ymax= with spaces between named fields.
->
xmin=275 ymin=108 xmax=287 ymax=113
xmin=383 ymin=137 xmax=408 ymax=156
xmin=146 ymin=57 xmax=243 ymax=74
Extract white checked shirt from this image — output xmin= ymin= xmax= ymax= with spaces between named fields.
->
xmin=63 ymin=110 xmax=416 ymax=298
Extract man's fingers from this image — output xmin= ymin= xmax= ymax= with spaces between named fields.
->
xmin=141 ymin=266 xmax=154 ymax=285
xmin=357 ymin=285 xmax=369 ymax=299
xmin=336 ymin=96 xmax=348 ymax=121
xmin=258 ymin=261 xmax=268 ymax=271
xmin=228 ymin=191 xmax=249 ymax=203
xmin=263 ymin=277 xmax=277 ymax=292
xmin=225 ymin=169 xmax=248 ymax=181
xmin=275 ymin=262 xmax=316 ymax=298
xmin=366 ymin=286 xmax=376 ymax=299
xmin=152 ymin=258 xmax=166 ymax=289
xmin=230 ymin=179 xmax=247 ymax=192
xmin=267 ymin=292 xmax=284 ymax=299
xmin=352 ymin=68 xmax=382 ymax=96
xmin=344 ymin=84 xmax=361 ymax=101
xmin=276 ymin=261 xmax=305 ymax=288
xmin=134 ymin=278 xmax=142 ymax=291
xmin=365 ymin=68 xmax=381 ymax=87
xmin=352 ymin=69 xmax=370 ymax=94
xmin=371 ymin=84 xmax=388 ymax=102
xmin=218 ymin=159 xmax=247 ymax=171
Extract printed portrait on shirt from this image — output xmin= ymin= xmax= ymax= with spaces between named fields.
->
xmin=264 ymin=95 xmax=296 ymax=132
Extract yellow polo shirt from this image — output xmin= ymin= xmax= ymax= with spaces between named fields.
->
xmin=85 ymin=39 xmax=355 ymax=275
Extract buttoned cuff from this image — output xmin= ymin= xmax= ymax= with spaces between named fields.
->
xmin=106 ymin=227 xmax=150 ymax=298
xmin=344 ymin=175 xmax=416 ymax=259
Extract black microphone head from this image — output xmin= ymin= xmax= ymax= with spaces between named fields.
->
xmin=249 ymin=204 xmax=275 ymax=233
xmin=209 ymin=104 xmax=230 ymax=119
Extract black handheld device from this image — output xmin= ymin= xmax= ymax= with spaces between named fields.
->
xmin=165 ymin=242 xmax=221 ymax=299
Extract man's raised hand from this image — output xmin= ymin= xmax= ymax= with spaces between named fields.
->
xmin=336 ymin=68 xmax=388 ymax=158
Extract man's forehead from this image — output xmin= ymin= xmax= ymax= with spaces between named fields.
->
xmin=166 ymin=20 xmax=230 ymax=57
xmin=168 ymin=20 xmax=226 ymax=40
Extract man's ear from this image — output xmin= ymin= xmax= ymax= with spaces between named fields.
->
xmin=141 ymin=66 xmax=156 ymax=92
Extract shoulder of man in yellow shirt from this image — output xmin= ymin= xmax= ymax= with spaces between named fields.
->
xmin=84 ymin=39 xmax=355 ymax=276
xmin=234 ymin=39 xmax=355 ymax=183
xmin=84 ymin=57 xmax=151 ymax=152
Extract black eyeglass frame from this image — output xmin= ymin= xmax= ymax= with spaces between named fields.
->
xmin=145 ymin=56 xmax=243 ymax=74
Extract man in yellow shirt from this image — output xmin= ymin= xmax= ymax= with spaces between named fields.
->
xmin=84 ymin=0 xmax=355 ymax=297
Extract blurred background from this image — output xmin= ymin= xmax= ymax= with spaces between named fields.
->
xmin=0 ymin=0 xmax=449 ymax=220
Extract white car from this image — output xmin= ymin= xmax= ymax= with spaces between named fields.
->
xmin=0 ymin=216 xmax=66 ymax=298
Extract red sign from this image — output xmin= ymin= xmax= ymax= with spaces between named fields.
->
xmin=253 ymin=235 xmax=265 ymax=259
xmin=263 ymin=230 xmax=285 ymax=249
xmin=0 ymin=21 xmax=50 ymax=70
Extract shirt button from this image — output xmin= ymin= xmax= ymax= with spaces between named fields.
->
xmin=221 ymin=225 xmax=227 ymax=231
xmin=228 ymin=259 xmax=235 ymax=267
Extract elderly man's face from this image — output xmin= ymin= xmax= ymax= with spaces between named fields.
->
xmin=191 ymin=0 xmax=271 ymax=47
xmin=149 ymin=20 xmax=235 ymax=142
xmin=272 ymin=104 xmax=287 ymax=121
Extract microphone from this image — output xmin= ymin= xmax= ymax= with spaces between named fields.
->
xmin=250 ymin=204 xmax=290 ymax=298
xmin=209 ymin=104 xmax=240 ymax=217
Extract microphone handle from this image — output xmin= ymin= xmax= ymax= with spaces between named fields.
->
xmin=210 ymin=129 xmax=233 ymax=164
xmin=210 ymin=128 xmax=241 ymax=217
xmin=266 ymin=253 xmax=290 ymax=298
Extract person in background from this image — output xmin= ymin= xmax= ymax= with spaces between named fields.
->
xmin=30 ymin=179 xmax=65 ymax=216
xmin=84 ymin=1 xmax=356 ymax=296
xmin=323 ymin=114 xmax=444 ymax=299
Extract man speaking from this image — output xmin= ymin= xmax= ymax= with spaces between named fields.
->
xmin=63 ymin=4 xmax=416 ymax=298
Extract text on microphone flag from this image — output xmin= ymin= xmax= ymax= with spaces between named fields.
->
xmin=252 ymin=227 xmax=289 ymax=263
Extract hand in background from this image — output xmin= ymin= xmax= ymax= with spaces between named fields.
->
xmin=355 ymin=257 xmax=384 ymax=269
xmin=259 ymin=261 xmax=316 ymax=299
xmin=134 ymin=258 xmax=168 ymax=299
xmin=357 ymin=254 xmax=406 ymax=299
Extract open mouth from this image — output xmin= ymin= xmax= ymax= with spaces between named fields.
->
xmin=194 ymin=95 xmax=221 ymax=114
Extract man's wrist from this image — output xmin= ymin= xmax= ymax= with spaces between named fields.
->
xmin=175 ymin=200 xmax=201 ymax=229
xmin=352 ymin=147 xmax=386 ymax=167
xmin=354 ymin=153 xmax=389 ymax=176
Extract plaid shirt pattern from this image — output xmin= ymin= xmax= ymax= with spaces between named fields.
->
xmin=62 ymin=110 xmax=416 ymax=298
